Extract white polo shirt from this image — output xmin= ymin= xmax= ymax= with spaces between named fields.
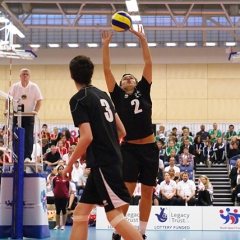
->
xmin=164 ymin=165 xmax=180 ymax=173
xmin=160 ymin=180 xmax=177 ymax=196
xmin=177 ymin=180 xmax=196 ymax=197
xmin=9 ymin=81 xmax=42 ymax=112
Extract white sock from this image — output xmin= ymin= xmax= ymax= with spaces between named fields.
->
xmin=139 ymin=221 xmax=148 ymax=235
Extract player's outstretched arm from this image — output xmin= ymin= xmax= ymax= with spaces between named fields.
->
xmin=115 ymin=113 xmax=126 ymax=140
xmin=129 ymin=25 xmax=152 ymax=84
xmin=62 ymin=122 xmax=93 ymax=181
xmin=102 ymin=30 xmax=117 ymax=92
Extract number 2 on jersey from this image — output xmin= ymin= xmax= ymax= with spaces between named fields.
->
xmin=100 ymin=99 xmax=114 ymax=122
xmin=131 ymin=99 xmax=142 ymax=114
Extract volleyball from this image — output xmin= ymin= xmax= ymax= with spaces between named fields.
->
xmin=111 ymin=11 xmax=132 ymax=32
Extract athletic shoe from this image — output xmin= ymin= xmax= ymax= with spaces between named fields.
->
xmin=53 ymin=226 xmax=59 ymax=230
xmin=112 ymin=233 xmax=121 ymax=240
xmin=142 ymin=235 xmax=147 ymax=239
xmin=61 ymin=226 xmax=65 ymax=230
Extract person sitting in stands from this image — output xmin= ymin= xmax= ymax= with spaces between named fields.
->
xmin=203 ymin=140 xmax=214 ymax=167
xmin=212 ymin=138 xmax=225 ymax=164
xmin=164 ymin=157 xmax=180 ymax=177
xmin=179 ymin=147 xmax=194 ymax=166
xmin=193 ymin=135 xmax=205 ymax=165
xmin=176 ymin=172 xmax=197 ymax=206
xmin=197 ymin=175 xmax=213 ymax=206
xmin=227 ymin=142 xmax=240 ymax=160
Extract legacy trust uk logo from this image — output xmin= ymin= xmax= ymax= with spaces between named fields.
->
xmin=155 ymin=207 xmax=168 ymax=222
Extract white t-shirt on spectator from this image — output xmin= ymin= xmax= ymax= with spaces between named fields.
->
xmin=160 ymin=180 xmax=177 ymax=196
xmin=164 ymin=165 xmax=180 ymax=173
xmin=177 ymin=180 xmax=196 ymax=197
xmin=159 ymin=159 xmax=164 ymax=168
xmin=71 ymin=166 xmax=84 ymax=183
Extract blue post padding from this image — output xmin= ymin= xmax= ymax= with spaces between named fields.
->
xmin=11 ymin=127 xmax=25 ymax=239
xmin=23 ymin=225 xmax=50 ymax=238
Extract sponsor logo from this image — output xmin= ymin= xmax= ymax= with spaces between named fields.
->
xmin=5 ymin=200 xmax=13 ymax=207
xmin=155 ymin=207 xmax=167 ymax=222
xmin=103 ymin=200 xmax=108 ymax=206
xmin=40 ymin=190 xmax=47 ymax=212
xmin=220 ymin=208 xmax=240 ymax=224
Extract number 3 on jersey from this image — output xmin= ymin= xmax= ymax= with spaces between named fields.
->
xmin=100 ymin=99 xmax=114 ymax=122
xmin=131 ymin=99 xmax=143 ymax=114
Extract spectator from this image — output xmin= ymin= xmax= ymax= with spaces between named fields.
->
xmin=8 ymin=68 xmax=42 ymax=160
xmin=50 ymin=127 xmax=59 ymax=142
xmin=229 ymin=159 xmax=240 ymax=205
xmin=197 ymin=175 xmax=213 ymax=206
xmin=64 ymin=129 xmax=75 ymax=146
xmin=71 ymin=160 xmax=83 ymax=183
xmin=227 ymin=142 xmax=240 ymax=159
xmin=44 ymin=145 xmax=61 ymax=171
xmin=157 ymin=125 xmax=167 ymax=137
xmin=170 ymin=127 xmax=178 ymax=138
xmin=179 ymin=138 xmax=195 ymax=155
xmin=154 ymin=172 xmax=177 ymax=206
xmin=196 ymin=124 xmax=210 ymax=142
xmin=164 ymin=157 xmax=180 ymax=177
xmin=39 ymin=124 xmax=51 ymax=145
xmin=130 ymin=183 xmax=141 ymax=205
xmin=46 ymin=173 xmax=55 ymax=207
xmin=224 ymin=125 xmax=237 ymax=152
xmin=61 ymin=135 xmax=70 ymax=151
xmin=235 ymin=179 xmax=240 ymax=205
xmin=212 ymin=138 xmax=225 ymax=164
xmin=179 ymin=147 xmax=194 ymax=166
xmin=56 ymin=140 xmax=67 ymax=158
xmin=193 ymin=135 xmax=204 ymax=165
xmin=52 ymin=166 xmax=71 ymax=230
xmin=203 ymin=140 xmax=214 ymax=167
xmin=176 ymin=172 xmax=197 ymax=206
xmin=62 ymin=145 xmax=75 ymax=165
xmin=166 ymin=140 xmax=179 ymax=156
xmin=166 ymin=149 xmax=179 ymax=164
xmin=168 ymin=167 xmax=179 ymax=183
xmin=208 ymin=123 xmax=222 ymax=143
xmin=180 ymin=128 xmax=193 ymax=144
xmin=157 ymin=140 xmax=165 ymax=161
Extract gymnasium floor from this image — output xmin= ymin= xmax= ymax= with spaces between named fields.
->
xmin=5 ymin=227 xmax=238 ymax=240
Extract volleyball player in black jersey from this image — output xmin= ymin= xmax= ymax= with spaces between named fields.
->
xmin=62 ymin=55 xmax=142 ymax=240
xmin=102 ymin=27 xmax=159 ymax=240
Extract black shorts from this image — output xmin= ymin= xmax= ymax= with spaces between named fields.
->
xmin=121 ymin=142 xmax=159 ymax=186
xmin=79 ymin=164 xmax=130 ymax=212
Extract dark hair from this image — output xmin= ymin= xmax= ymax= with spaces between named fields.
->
xmin=119 ymin=74 xmax=138 ymax=86
xmin=172 ymin=127 xmax=177 ymax=131
xmin=57 ymin=165 xmax=64 ymax=171
xmin=64 ymin=129 xmax=71 ymax=141
xmin=42 ymin=124 xmax=47 ymax=127
xmin=229 ymin=124 xmax=234 ymax=128
xmin=194 ymin=135 xmax=202 ymax=144
xmin=69 ymin=55 xmax=94 ymax=85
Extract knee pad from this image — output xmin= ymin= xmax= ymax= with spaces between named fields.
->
xmin=73 ymin=214 xmax=89 ymax=222
xmin=110 ymin=213 xmax=125 ymax=228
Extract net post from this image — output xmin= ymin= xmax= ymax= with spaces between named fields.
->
xmin=11 ymin=127 xmax=24 ymax=239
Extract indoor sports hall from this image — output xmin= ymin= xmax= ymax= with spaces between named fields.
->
xmin=0 ymin=1 xmax=240 ymax=240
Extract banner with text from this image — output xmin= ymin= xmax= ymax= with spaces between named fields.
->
xmin=96 ymin=206 xmax=202 ymax=231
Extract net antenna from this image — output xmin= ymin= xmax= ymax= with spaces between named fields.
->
xmin=0 ymin=17 xmax=37 ymax=60
xmin=226 ymin=46 xmax=240 ymax=63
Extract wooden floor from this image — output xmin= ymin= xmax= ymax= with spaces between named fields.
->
xmin=1 ymin=226 xmax=237 ymax=240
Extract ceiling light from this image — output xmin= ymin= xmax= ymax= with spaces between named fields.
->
xmin=109 ymin=43 xmax=118 ymax=47
xmin=165 ymin=43 xmax=177 ymax=47
xmin=48 ymin=43 xmax=60 ymax=48
xmin=131 ymin=15 xmax=141 ymax=21
xmin=125 ymin=0 xmax=139 ymax=12
xmin=87 ymin=43 xmax=98 ymax=47
xmin=126 ymin=43 xmax=138 ymax=47
xmin=225 ymin=42 xmax=237 ymax=47
xmin=29 ymin=44 xmax=41 ymax=48
xmin=205 ymin=42 xmax=217 ymax=47
xmin=148 ymin=43 xmax=157 ymax=47
xmin=68 ymin=43 xmax=79 ymax=48
xmin=185 ymin=42 xmax=197 ymax=47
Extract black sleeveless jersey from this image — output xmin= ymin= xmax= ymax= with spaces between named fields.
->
xmin=69 ymin=85 xmax=122 ymax=168
xmin=110 ymin=76 xmax=153 ymax=141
